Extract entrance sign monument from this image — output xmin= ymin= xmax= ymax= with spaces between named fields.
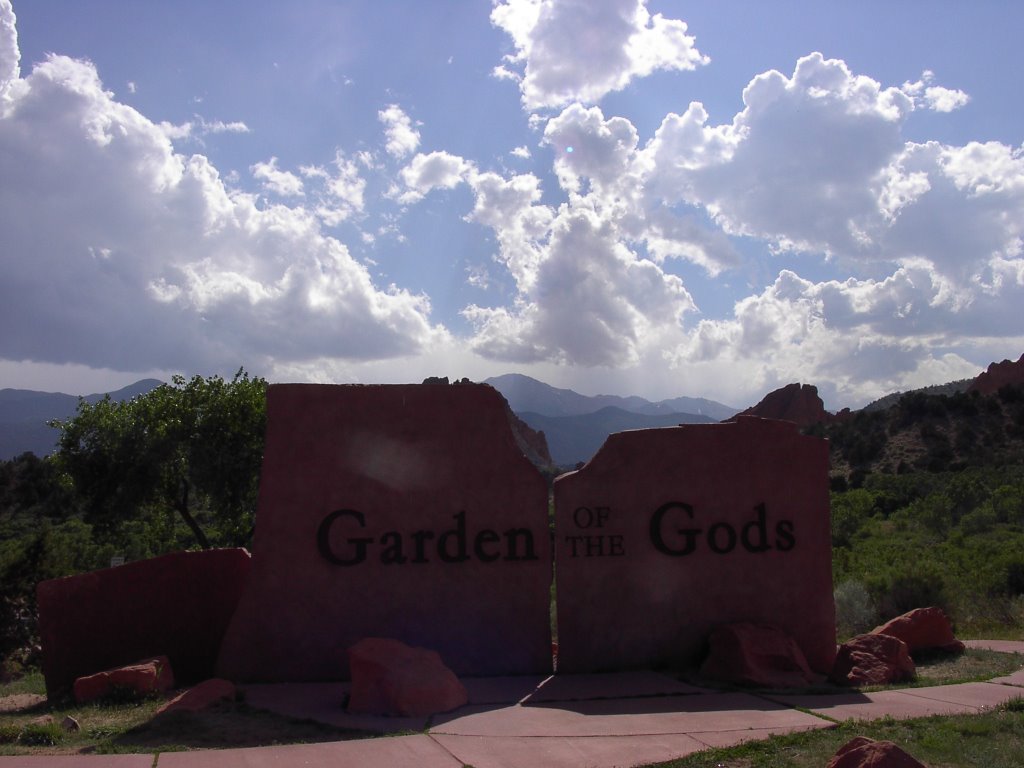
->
xmin=41 ymin=384 xmax=836 ymax=691
xmin=554 ymin=417 xmax=836 ymax=674
xmin=216 ymin=383 xmax=553 ymax=681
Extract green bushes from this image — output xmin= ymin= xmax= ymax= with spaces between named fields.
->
xmin=831 ymin=464 xmax=1024 ymax=635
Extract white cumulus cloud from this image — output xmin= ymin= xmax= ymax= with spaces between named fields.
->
xmin=378 ymin=103 xmax=421 ymax=158
xmin=251 ymin=157 xmax=305 ymax=197
xmin=0 ymin=0 xmax=18 ymax=98
xmin=491 ymin=0 xmax=707 ymax=110
xmin=397 ymin=151 xmax=475 ymax=203
xmin=0 ymin=39 xmax=441 ymax=375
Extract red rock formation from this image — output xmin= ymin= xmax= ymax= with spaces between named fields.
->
xmin=831 ymin=633 xmax=915 ymax=687
xmin=73 ymin=656 xmax=174 ymax=704
xmin=347 ymin=637 xmax=468 ymax=717
xmin=699 ymin=623 xmax=817 ymax=688
xmin=968 ymin=353 xmax=1024 ymax=395
xmin=828 ymin=737 xmax=926 ymax=768
xmin=872 ymin=607 xmax=965 ymax=655
xmin=733 ymin=383 xmax=847 ymax=427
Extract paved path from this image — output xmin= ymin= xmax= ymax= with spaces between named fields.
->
xmin=4 ymin=642 xmax=1024 ymax=768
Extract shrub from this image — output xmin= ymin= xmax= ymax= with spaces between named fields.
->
xmin=17 ymin=720 xmax=63 ymax=746
xmin=834 ymin=580 xmax=876 ymax=637
xmin=877 ymin=571 xmax=949 ymax=621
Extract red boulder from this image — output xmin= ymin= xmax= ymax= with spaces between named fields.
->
xmin=872 ymin=607 xmax=965 ymax=655
xmin=828 ymin=736 xmax=927 ymax=768
xmin=156 ymin=678 xmax=236 ymax=715
xmin=831 ymin=634 xmax=915 ymax=687
xmin=347 ymin=638 xmax=468 ymax=717
xmin=699 ymin=623 xmax=817 ymax=688
xmin=73 ymin=656 xmax=174 ymax=704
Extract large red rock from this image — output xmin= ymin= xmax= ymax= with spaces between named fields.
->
xmin=156 ymin=678 xmax=236 ymax=715
xmin=555 ymin=417 xmax=836 ymax=674
xmin=831 ymin=633 xmax=915 ymax=686
xmin=37 ymin=548 xmax=251 ymax=698
xmin=872 ymin=607 xmax=965 ymax=655
xmin=968 ymin=353 xmax=1024 ymax=396
xmin=699 ymin=623 xmax=817 ymax=688
xmin=828 ymin=737 xmax=927 ymax=768
xmin=72 ymin=656 xmax=174 ymax=704
xmin=733 ymin=383 xmax=840 ymax=427
xmin=347 ymin=638 xmax=468 ymax=717
xmin=216 ymin=384 xmax=552 ymax=682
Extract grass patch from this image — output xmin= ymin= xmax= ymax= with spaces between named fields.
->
xmin=909 ymin=648 xmax=1023 ymax=687
xmin=103 ymin=702 xmax=378 ymax=753
xmin=0 ymin=685 xmax=381 ymax=756
xmin=0 ymin=671 xmax=45 ymax=698
xmin=645 ymin=703 xmax=1024 ymax=767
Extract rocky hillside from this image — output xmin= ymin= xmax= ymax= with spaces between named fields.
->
xmin=739 ymin=354 xmax=1024 ymax=487
xmin=968 ymin=353 xmax=1024 ymax=395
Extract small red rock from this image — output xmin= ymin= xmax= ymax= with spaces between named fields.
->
xmin=347 ymin=637 xmax=468 ymax=717
xmin=72 ymin=656 xmax=174 ymax=704
xmin=700 ymin=623 xmax=817 ymax=688
xmin=872 ymin=607 xmax=965 ymax=655
xmin=827 ymin=736 xmax=927 ymax=768
xmin=156 ymin=678 xmax=236 ymax=715
xmin=831 ymin=634 xmax=915 ymax=687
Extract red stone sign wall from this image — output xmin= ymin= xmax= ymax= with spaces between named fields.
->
xmin=554 ymin=417 xmax=836 ymax=674
xmin=216 ymin=383 xmax=553 ymax=682
xmin=37 ymin=548 xmax=251 ymax=697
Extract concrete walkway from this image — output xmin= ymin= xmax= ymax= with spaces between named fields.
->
xmin=3 ymin=641 xmax=1024 ymax=768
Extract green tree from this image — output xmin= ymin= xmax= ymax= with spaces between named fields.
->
xmin=52 ymin=370 xmax=266 ymax=549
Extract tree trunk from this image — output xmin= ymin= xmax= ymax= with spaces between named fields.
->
xmin=176 ymin=479 xmax=210 ymax=549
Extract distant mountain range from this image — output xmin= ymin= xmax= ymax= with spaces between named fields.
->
xmin=514 ymin=407 xmax=720 ymax=467
xmin=0 ymin=379 xmax=162 ymax=460
xmin=483 ymin=374 xmax=738 ymax=466
xmin=11 ymin=360 xmax=1018 ymax=468
xmin=0 ymin=373 xmax=738 ymax=466
xmin=483 ymin=374 xmax=736 ymax=420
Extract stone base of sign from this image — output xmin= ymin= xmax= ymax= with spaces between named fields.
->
xmin=554 ymin=417 xmax=836 ymax=674
xmin=216 ymin=383 xmax=552 ymax=682
xmin=37 ymin=548 xmax=251 ymax=698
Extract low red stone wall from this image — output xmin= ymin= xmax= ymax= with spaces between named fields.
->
xmin=37 ymin=548 xmax=251 ymax=697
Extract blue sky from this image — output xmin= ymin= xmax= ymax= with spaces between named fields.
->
xmin=2 ymin=0 xmax=1022 ymax=410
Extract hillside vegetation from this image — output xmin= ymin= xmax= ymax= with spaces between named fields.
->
xmin=817 ymin=384 xmax=1024 ymax=637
